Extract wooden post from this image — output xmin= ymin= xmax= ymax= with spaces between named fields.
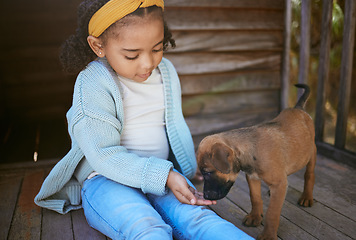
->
xmin=281 ymin=0 xmax=292 ymax=110
xmin=315 ymin=0 xmax=333 ymax=142
xmin=335 ymin=0 xmax=356 ymax=149
xmin=297 ymin=0 xmax=311 ymax=97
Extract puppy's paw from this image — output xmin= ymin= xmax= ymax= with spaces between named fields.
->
xmin=298 ymin=193 xmax=314 ymax=207
xmin=242 ymin=213 xmax=263 ymax=227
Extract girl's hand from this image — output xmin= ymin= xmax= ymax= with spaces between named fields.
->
xmin=167 ymin=170 xmax=216 ymax=206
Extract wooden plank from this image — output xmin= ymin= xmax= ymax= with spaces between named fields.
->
xmin=6 ymin=84 xmax=73 ymax=107
xmin=165 ymin=0 xmax=284 ymax=9
xmin=281 ymin=193 xmax=353 ymax=240
xmin=4 ymin=105 xmax=70 ymax=121
xmin=170 ymin=31 xmax=283 ymax=53
xmin=286 ymin=187 xmax=356 ymax=239
xmin=3 ymin=7 xmax=284 ymax=32
xmin=3 ymin=93 xmax=68 ymax=113
xmin=335 ymin=0 xmax=356 ymax=149
xmin=2 ymin=71 xmax=74 ymax=86
xmin=165 ymin=8 xmax=284 ymax=31
xmin=0 ymin=174 xmax=22 ymax=240
xmin=234 ymin=175 xmax=319 ymax=240
xmin=7 ymin=171 xmax=43 ymax=240
xmin=180 ymin=71 xmax=280 ymax=95
xmin=0 ymin=59 xmax=62 ymax=77
xmin=38 ymin=168 xmax=74 ymax=240
xmin=314 ymin=0 xmax=333 ymax=142
xmin=2 ymin=46 xmax=60 ymax=61
xmin=3 ymin=49 xmax=281 ymax=75
xmin=5 ymin=82 xmax=73 ymax=100
xmin=240 ymin=156 xmax=356 ymax=240
xmin=280 ymin=0 xmax=292 ymax=110
xmin=2 ymin=156 xmax=355 ymax=240
xmin=207 ymin=180 xmax=267 ymax=239
xmin=4 ymin=92 xmax=72 ymax=112
xmin=209 ymin=197 xmax=261 ymax=239
xmin=3 ymin=24 xmax=75 ymax=48
xmin=72 ymin=209 xmax=107 ymax=240
xmin=227 ymin=175 xmax=316 ymax=240
xmin=1 ymin=49 xmax=62 ymax=75
xmin=1 ymin=7 xmax=76 ymax=23
xmin=3 ymin=0 xmax=284 ymax=9
xmin=166 ymin=52 xmax=281 ymax=75
xmin=287 ymin=155 xmax=356 ymax=222
xmin=182 ymin=90 xmax=279 ymax=116
xmin=316 ymin=142 xmax=356 ymax=169
xmin=42 ymin=208 xmax=74 ymax=240
xmin=5 ymin=84 xmax=72 ymax=104
xmin=1 ymin=2 xmax=285 ymax=47
xmin=1 ymin=3 xmax=75 ymax=47
xmin=297 ymin=0 xmax=311 ymax=91
xmin=2 ymin=0 xmax=81 ymax=10
xmin=186 ymin=110 xmax=279 ymax=136
xmin=228 ymin=154 xmax=356 ymax=240
xmin=0 ymin=158 xmax=58 ymax=171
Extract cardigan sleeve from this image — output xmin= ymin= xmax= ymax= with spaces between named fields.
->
xmin=69 ymin=60 xmax=173 ymax=196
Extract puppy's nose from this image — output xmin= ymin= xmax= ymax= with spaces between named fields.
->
xmin=204 ymin=191 xmax=222 ymax=201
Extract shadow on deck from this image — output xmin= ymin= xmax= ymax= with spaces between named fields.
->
xmin=0 ymin=154 xmax=355 ymax=240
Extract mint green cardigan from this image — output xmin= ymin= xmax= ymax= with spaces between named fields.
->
xmin=34 ymin=58 xmax=197 ymax=214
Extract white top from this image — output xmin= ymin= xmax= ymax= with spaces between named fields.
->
xmin=116 ymin=69 xmax=169 ymax=160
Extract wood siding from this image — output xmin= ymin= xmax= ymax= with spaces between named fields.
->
xmin=1 ymin=0 xmax=82 ymax=119
xmin=164 ymin=1 xmax=285 ymax=136
xmin=1 ymin=0 xmax=285 ymax=137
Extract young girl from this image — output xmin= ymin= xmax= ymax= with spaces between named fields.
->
xmin=35 ymin=0 xmax=253 ymax=239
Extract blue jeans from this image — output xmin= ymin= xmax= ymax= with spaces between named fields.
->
xmin=81 ymin=175 xmax=253 ymax=240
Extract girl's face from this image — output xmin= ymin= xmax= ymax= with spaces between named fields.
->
xmin=100 ymin=17 xmax=164 ymax=82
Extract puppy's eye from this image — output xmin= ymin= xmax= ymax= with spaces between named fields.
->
xmin=201 ymin=169 xmax=214 ymax=175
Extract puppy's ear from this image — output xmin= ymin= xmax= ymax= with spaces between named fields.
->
xmin=211 ymin=142 xmax=234 ymax=174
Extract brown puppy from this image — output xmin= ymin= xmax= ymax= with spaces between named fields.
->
xmin=196 ymin=84 xmax=316 ymax=240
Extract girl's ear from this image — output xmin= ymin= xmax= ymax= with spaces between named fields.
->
xmin=87 ymin=35 xmax=105 ymax=58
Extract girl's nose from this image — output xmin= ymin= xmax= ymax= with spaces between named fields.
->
xmin=141 ymin=53 xmax=154 ymax=71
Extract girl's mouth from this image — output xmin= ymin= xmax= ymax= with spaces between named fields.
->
xmin=137 ymin=72 xmax=152 ymax=79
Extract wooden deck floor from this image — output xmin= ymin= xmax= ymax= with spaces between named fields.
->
xmin=0 ymin=154 xmax=355 ymax=240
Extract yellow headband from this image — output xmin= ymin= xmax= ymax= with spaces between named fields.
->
xmin=88 ymin=0 xmax=164 ymax=37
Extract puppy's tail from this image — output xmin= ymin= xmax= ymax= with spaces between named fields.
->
xmin=294 ymin=84 xmax=310 ymax=110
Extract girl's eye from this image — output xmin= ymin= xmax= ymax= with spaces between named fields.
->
xmin=153 ymin=48 xmax=163 ymax=53
xmin=125 ymin=55 xmax=139 ymax=60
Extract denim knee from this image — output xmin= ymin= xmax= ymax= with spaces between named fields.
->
xmin=81 ymin=175 xmax=173 ymax=240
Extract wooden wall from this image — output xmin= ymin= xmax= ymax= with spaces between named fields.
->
xmin=1 ymin=0 xmax=285 ymax=137
xmin=1 ymin=0 xmax=82 ymax=120
xmin=165 ymin=0 xmax=285 ymax=137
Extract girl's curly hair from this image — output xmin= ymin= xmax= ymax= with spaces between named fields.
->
xmin=60 ymin=0 xmax=175 ymax=74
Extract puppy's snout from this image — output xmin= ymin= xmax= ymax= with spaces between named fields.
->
xmin=202 ymin=177 xmax=235 ymax=201
xmin=204 ymin=190 xmax=222 ymax=201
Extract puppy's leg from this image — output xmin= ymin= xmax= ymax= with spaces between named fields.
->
xmin=258 ymin=177 xmax=288 ymax=240
xmin=243 ymin=175 xmax=263 ymax=227
xmin=298 ymin=147 xmax=316 ymax=207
